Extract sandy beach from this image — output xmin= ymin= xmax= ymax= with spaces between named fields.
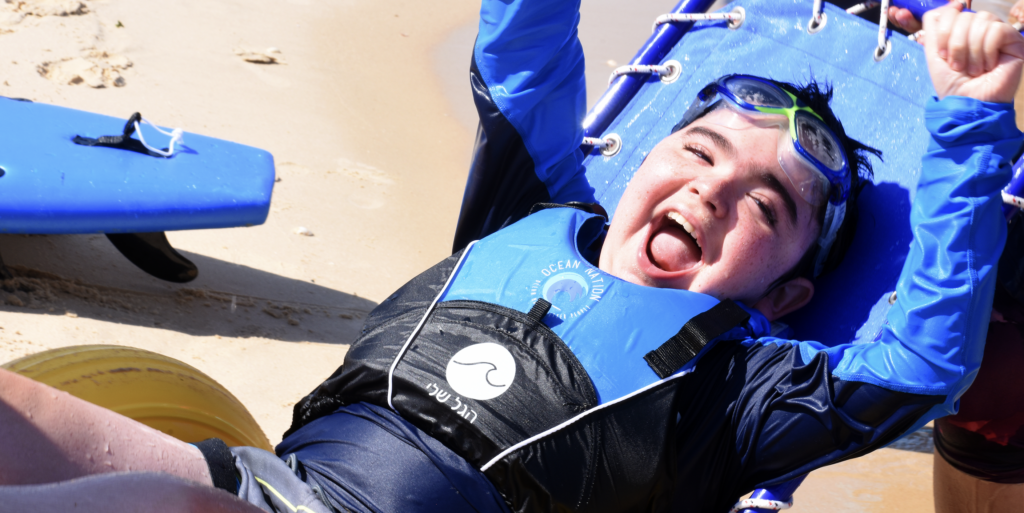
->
xmin=1 ymin=0 xmax=999 ymax=510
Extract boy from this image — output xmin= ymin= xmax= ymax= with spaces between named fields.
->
xmin=0 ymin=3 xmax=1021 ymax=513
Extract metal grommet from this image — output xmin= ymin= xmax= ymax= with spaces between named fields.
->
xmin=0 ymin=167 xmax=6 ymax=178
xmin=728 ymin=6 xmax=745 ymax=29
xmin=600 ymin=133 xmax=622 ymax=157
xmin=888 ymin=290 xmax=898 ymax=305
xmin=807 ymin=12 xmax=827 ymax=33
xmin=660 ymin=60 xmax=682 ymax=84
xmin=873 ymin=39 xmax=892 ymax=61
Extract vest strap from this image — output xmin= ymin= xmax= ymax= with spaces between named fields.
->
xmin=527 ymin=299 xmax=552 ymax=325
xmin=643 ymin=300 xmax=750 ymax=378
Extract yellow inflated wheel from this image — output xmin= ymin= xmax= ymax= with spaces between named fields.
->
xmin=2 ymin=345 xmax=273 ymax=452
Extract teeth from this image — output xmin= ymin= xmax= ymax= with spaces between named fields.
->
xmin=667 ymin=211 xmax=700 ymax=247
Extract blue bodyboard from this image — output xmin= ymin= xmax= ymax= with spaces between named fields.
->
xmin=583 ymin=0 xmax=935 ymax=348
xmin=0 ymin=97 xmax=275 ymax=234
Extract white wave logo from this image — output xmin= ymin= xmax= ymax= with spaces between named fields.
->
xmin=445 ymin=343 xmax=516 ymax=400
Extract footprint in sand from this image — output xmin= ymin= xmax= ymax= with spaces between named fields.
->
xmin=336 ymin=158 xmax=394 ymax=210
xmin=234 ymin=47 xmax=285 ymax=65
xmin=0 ymin=0 xmax=88 ymax=30
xmin=37 ymin=51 xmax=132 ymax=88
xmin=4 ymin=0 xmax=88 ymax=17
xmin=276 ymin=160 xmax=393 ymax=210
xmin=235 ymin=47 xmax=291 ymax=88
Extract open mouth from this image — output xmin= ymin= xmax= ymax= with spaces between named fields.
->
xmin=646 ymin=211 xmax=703 ymax=273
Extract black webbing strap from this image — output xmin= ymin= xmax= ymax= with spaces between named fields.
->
xmin=72 ymin=112 xmax=168 ymax=157
xmin=193 ymin=438 xmax=238 ymax=494
xmin=644 ymin=299 xmax=750 ymax=379
xmin=527 ymin=299 xmax=552 ymax=325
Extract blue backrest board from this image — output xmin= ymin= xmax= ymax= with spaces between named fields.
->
xmin=583 ymin=0 xmax=935 ymax=348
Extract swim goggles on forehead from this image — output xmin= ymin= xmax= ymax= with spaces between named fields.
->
xmin=673 ymin=74 xmax=853 ymax=277
xmin=673 ymin=74 xmax=851 ymax=208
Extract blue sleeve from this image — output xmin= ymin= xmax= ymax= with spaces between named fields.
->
xmin=452 ymin=0 xmax=596 ymax=252
xmin=800 ymin=97 xmax=1021 ymax=416
xmin=670 ymin=98 xmax=1022 ymax=509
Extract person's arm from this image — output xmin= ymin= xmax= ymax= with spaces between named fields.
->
xmin=673 ymin=9 xmax=1024 ymax=506
xmin=0 ymin=472 xmax=263 ymax=513
xmin=813 ymin=6 xmax=1024 ymax=421
xmin=452 ymin=0 xmax=596 ymax=252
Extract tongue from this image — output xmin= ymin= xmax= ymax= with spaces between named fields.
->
xmin=649 ymin=225 xmax=701 ymax=272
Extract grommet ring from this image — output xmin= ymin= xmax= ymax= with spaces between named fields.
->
xmin=808 ymin=12 xmax=827 ymax=33
xmin=660 ymin=60 xmax=682 ymax=83
xmin=873 ymin=39 xmax=892 ymax=61
xmin=728 ymin=6 xmax=745 ymax=29
xmin=600 ymin=133 xmax=622 ymax=157
xmin=582 ymin=134 xmax=623 ymax=157
xmin=888 ymin=291 xmax=898 ymax=305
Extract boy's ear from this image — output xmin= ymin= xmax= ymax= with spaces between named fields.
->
xmin=753 ymin=277 xmax=815 ymax=322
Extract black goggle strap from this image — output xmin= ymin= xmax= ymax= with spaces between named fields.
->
xmin=672 ymin=83 xmax=721 ymax=133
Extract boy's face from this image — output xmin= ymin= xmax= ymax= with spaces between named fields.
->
xmin=599 ymin=109 xmax=822 ymax=305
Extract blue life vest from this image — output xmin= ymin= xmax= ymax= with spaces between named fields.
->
xmin=289 ymin=206 xmax=774 ymax=512
xmin=441 ymin=207 xmax=767 ymax=403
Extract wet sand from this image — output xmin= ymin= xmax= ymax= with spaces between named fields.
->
xmin=0 ymin=0 xmax=995 ymax=511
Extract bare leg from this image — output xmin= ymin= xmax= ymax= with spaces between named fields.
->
xmin=0 ymin=367 xmax=211 ymax=486
xmin=934 ymin=451 xmax=1024 ymax=513
xmin=0 ymin=472 xmax=264 ymax=513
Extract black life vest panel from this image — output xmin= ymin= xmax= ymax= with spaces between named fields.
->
xmin=286 ymin=207 xmax=755 ymax=512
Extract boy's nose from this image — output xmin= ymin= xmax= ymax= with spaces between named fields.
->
xmin=689 ymin=177 xmax=730 ymax=219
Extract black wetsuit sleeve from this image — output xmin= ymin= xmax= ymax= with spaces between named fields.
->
xmin=452 ymin=0 xmax=596 ymax=252
xmin=452 ymin=59 xmax=554 ymax=252
xmin=670 ymin=341 xmax=941 ymax=512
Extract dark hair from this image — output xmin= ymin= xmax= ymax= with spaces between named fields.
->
xmin=675 ymin=77 xmax=882 ymax=294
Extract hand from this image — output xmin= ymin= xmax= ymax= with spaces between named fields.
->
xmin=924 ymin=5 xmax=1024 ymax=102
xmin=1012 ymin=0 xmax=1024 ymax=23
xmin=888 ymin=0 xmax=971 ymax=34
xmin=889 ymin=6 xmax=924 ymax=33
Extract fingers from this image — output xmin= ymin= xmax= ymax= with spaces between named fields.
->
xmin=1012 ymin=0 xmax=1024 ymax=22
xmin=978 ymin=17 xmax=1024 ymax=72
xmin=924 ymin=4 xmax=965 ymax=61
xmin=947 ymin=10 xmax=972 ymax=70
xmin=888 ymin=6 xmax=922 ymax=33
xmin=967 ymin=11 xmax=1000 ymax=75
xmin=982 ymin=19 xmax=1003 ymax=71
xmin=925 ymin=6 xmax=1019 ymax=74
xmin=945 ymin=7 xmax=977 ymax=71
xmin=925 ymin=5 xmax=1024 ymax=101
xmin=993 ymin=20 xmax=1024 ymax=60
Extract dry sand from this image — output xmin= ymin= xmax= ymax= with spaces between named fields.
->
xmin=0 ymin=0 xmax=954 ymax=511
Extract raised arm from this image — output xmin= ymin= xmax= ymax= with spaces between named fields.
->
xmin=817 ymin=6 xmax=1024 ymax=418
xmin=736 ymin=84 xmax=1022 ymax=494
xmin=452 ymin=0 xmax=597 ymax=251
xmin=672 ymin=10 xmax=1024 ymax=508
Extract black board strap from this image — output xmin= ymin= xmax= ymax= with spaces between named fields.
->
xmin=644 ymin=299 xmax=750 ymax=379
xmin=72 ymin=112 xmax=169 ymax=157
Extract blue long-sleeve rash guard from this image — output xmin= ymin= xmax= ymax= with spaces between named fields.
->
xmin=453 ymin=0 xmax=1022 ymax=510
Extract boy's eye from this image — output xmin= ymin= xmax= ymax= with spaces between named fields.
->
xmin=684 ymin=143 xmax=713 ymax=165
xmin=750 ymin=195 xmax=777 ymax=227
